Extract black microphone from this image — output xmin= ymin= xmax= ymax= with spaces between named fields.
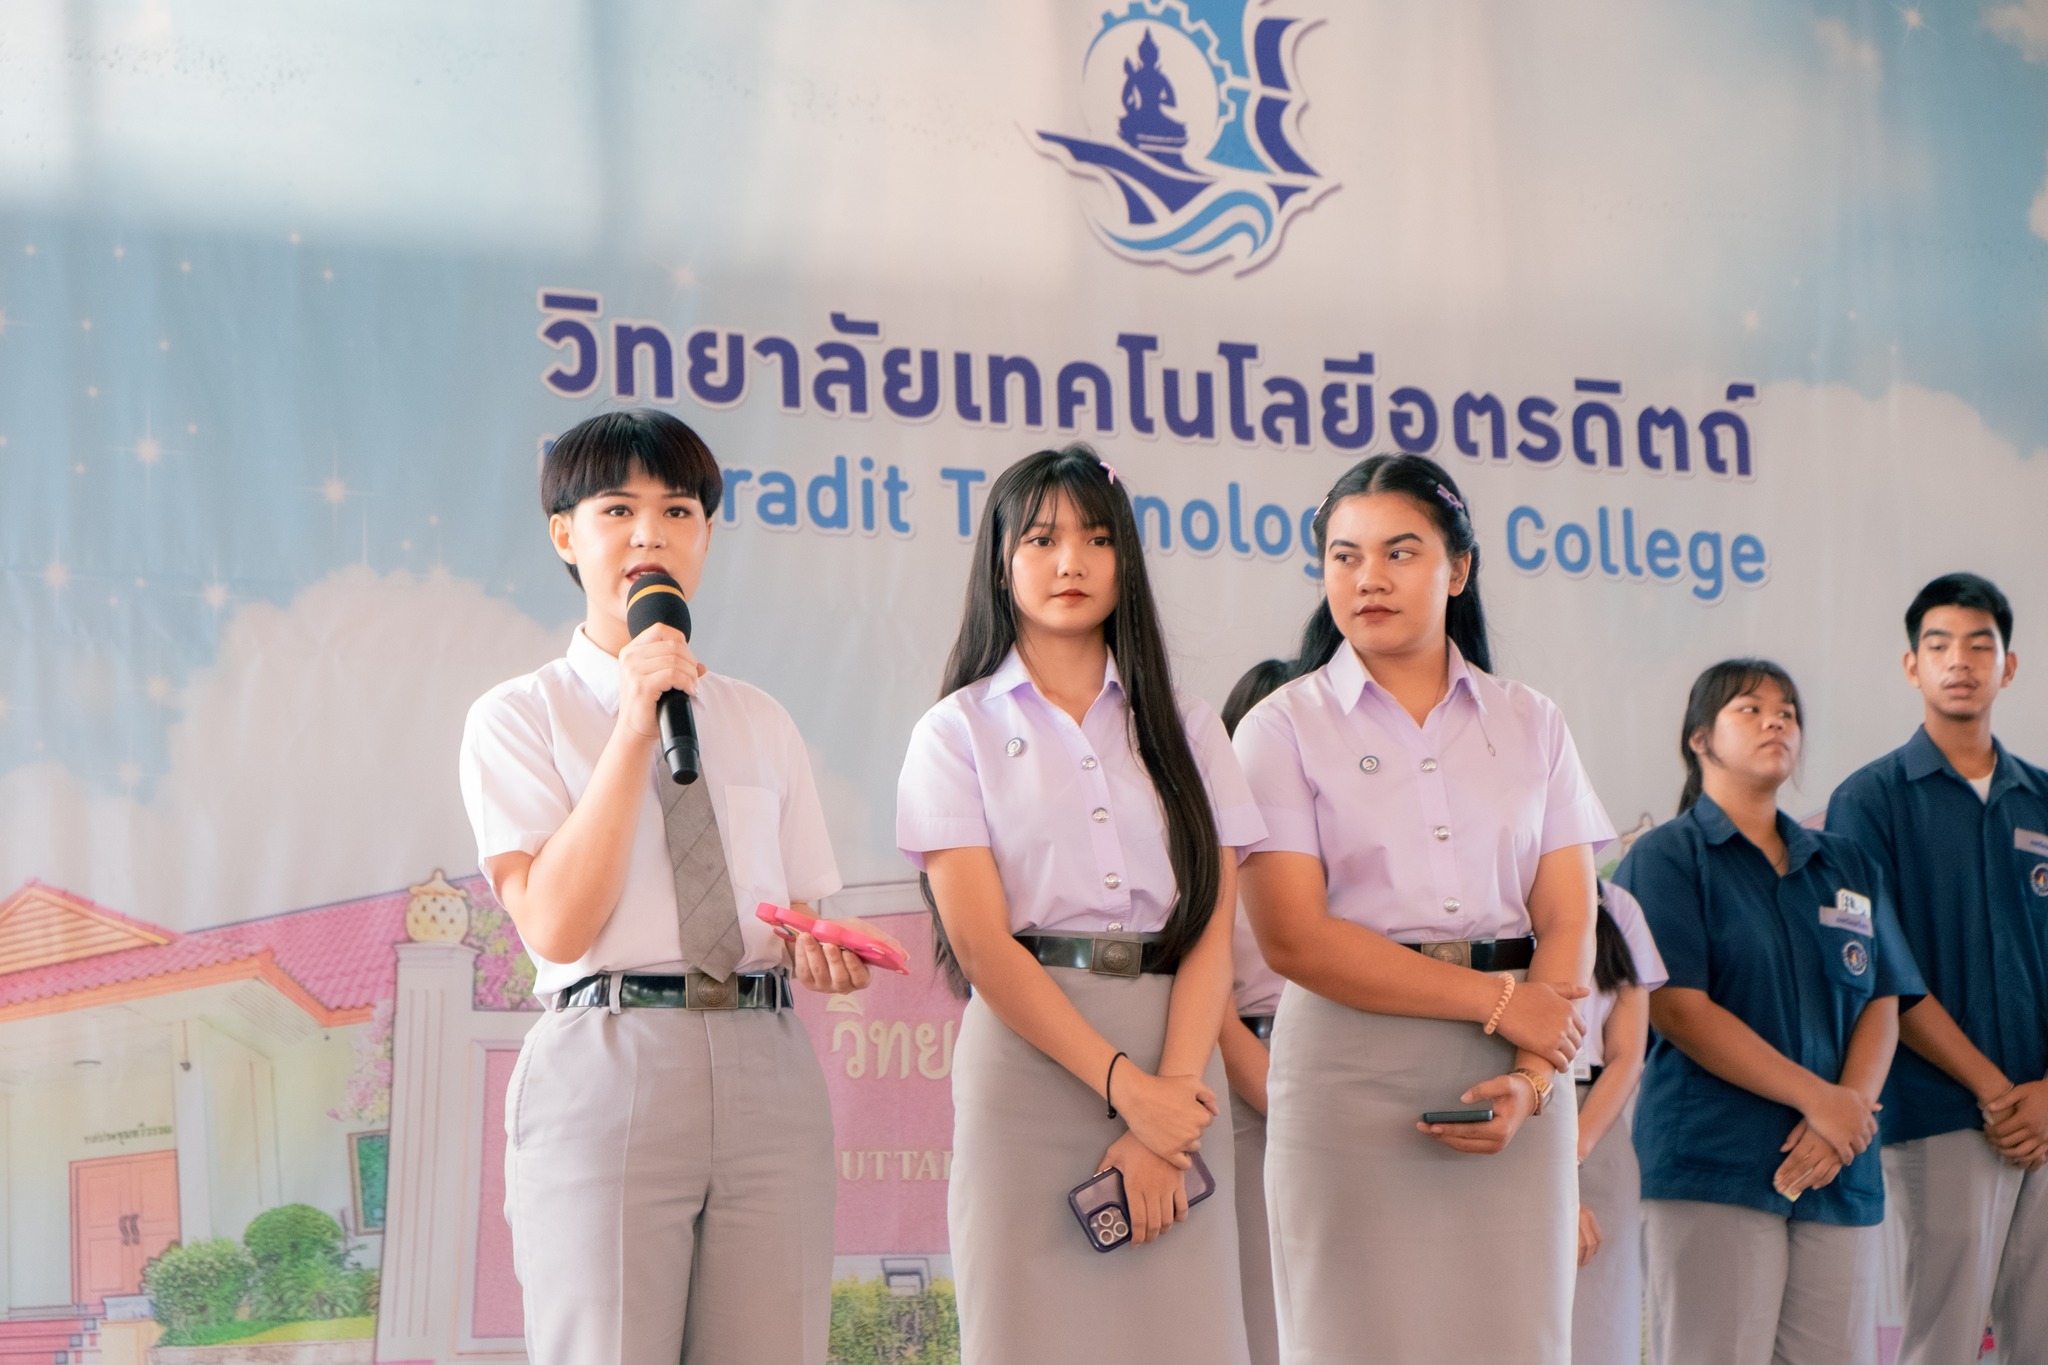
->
xmin=625 ymin=572 xmax=699 ymax=785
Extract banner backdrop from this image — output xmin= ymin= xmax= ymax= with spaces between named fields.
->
xmin=2 ymin=1 xmax=2046 ymax=1360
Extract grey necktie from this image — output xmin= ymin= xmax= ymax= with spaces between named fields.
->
xmin=657 ymin=775 xmax=744 ymax=982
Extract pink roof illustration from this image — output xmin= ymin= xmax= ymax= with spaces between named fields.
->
xmin=0 ymin=874 xmax=495 ymax=1025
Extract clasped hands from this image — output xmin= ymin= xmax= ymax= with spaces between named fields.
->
xmin=1099 ymin=1067 xmax=1219 ymax=1247
xmin=1422 ymin=977 xmax=1588 ymax=1155
xmin=1773 ymin=1079 xmax=1882 ymax=1200
xmin=1980 ymin=1080 xmax=2048 ymax=1171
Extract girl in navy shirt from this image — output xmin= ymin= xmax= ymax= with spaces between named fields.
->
xmin=1616 ymin=659 xmax=1923 ymax=1365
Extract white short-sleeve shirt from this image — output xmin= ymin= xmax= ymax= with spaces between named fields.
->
xmin=895 ymin=648 xmax=1265 ymax=935
xmin=1232 ymin=641 xmax=1614 ymax=943
xmin=1573 ymin=878 xmax=1670 ymax=1075
xmin=459 ymin=627 xmax=842 ymax=995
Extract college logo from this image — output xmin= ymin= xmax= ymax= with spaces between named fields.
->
xmin=2032 ymin=863 xmax=2048 ymax=897
xmin=1033 ymin=1 xmax=1334 ymax=273
xmin=1841 ymin=940 xmax=1870 ymax=976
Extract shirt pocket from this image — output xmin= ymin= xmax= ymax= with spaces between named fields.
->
xmin=1818 ymin=925 xmax=1878 ymax=998
xmin=721 ymin=784 xmax=788 ymax=907
xmin=2014 ymin=845 xmax=2048 ymax=906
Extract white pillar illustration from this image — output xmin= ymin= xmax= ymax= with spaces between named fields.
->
xmin=375 ymin=928 xmax=477 ymax=1363
xmin=171 ymin=1020 xmax=215 ymax=1245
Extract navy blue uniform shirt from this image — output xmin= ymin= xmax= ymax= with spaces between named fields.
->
xmin=1825 ymin=728 xmax=2048 ymax=1144
xmin=1616 ymin=796 xmax=1925 ymax=1226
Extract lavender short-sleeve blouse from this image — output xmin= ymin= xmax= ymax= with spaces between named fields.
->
xmin=1232 ymin=642 xmax=1613 ymax=943
xmin=896 ymin=649 xmax=1265 ymax=935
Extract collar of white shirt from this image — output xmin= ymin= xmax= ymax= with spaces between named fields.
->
xmin=1326 ymin=637 xmax=1488 ymax=717
xmin=566 ymin=625 xmax=624 ymax=713
xmin=984 ymin=646 xmax=1125 ymax=704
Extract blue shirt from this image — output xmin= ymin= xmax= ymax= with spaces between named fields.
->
xmin=1616 ymin=796 xmax=1925 ymax=1226
xmin=1825 ymin=728 xmax=2048 ymax=1144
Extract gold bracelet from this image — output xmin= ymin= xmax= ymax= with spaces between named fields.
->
xmin=1510 ymin=1066 xmax=1553 ymax=1115
xmin=1482 ymin=972 xmax=1515 ymax=1035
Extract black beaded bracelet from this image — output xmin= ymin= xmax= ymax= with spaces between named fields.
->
xmin=1105 ymin=1051 xmax=1129 ymax=1120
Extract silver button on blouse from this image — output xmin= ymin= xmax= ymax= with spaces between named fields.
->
xmin=1103 ymin=873 xmax=1122 ymax=890
xmin=1091 ymin=807 xmax=1109 ymax=823
xmin=1081 ymin=755 xmax=1098 ymax=769
xmin=1443 ymin=897 xmax=1460 ymax=914
xmin=1421 ymin=758 xmax=1439 ymax=773
xmin=1433 ymin=826 xmax=1451 ymax=841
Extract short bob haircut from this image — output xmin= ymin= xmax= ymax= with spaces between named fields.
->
xmin=540 ymin=409 xmax=723 ymax=586
xmin=1905 ymin=572 xmax=2013 ymax=651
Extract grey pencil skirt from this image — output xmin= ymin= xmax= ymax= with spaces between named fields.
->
xmin=948 ymin=966 xmax=1249 ymax=1365
xmin=1265 ymin=981 xmax=1578 ymax=1365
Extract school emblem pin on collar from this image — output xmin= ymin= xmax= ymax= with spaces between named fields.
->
xmin=1359 ymin=755 xmax=1380 ymax=774
xmin=2032 ymin=863 xmax=2048 ymax=897
xmin=1006 ymin=737 xmax=1026 ymax=757
xmin=1841 ymin=941 xmax=1869 ymax=976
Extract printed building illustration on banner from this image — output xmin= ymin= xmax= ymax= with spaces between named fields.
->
xmin=0 ymin=875 xmax=958 ymax=1364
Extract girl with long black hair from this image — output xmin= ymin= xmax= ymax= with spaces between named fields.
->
xmin=1233 ymin=453 xmax=1613 ymax=1363
xmin=895 ymin=447 xmax=1263 ymax=1364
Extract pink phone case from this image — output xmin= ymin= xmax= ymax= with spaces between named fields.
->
xmin=755 ymin=902 xmax=911 ymax=974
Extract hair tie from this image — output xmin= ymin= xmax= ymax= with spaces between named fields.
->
xmin=1098 ymin=460 xmax=1118 ymax=486
xmin=1434 ymin=483 xmax=1466 ymax=514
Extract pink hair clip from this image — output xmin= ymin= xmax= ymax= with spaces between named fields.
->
xmin=1434 ymin=483 xmax=1465 ymax=514
xmin=1099 ymin=460 xmax=1118 ymax=486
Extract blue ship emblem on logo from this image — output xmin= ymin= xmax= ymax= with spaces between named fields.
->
xmin=1035 ymin=1 xmax=1334 ymax=273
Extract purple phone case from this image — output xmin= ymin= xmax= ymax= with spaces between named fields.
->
xmin=1068 ymin=1153 xmax=1216 ymax=1252
xmin=1068 ymin=1168 xmax=1132 ymax=1253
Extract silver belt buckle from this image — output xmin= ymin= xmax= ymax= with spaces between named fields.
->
xmin=1089 ymin=937 xmax=1143 ymax=978
xmin=1421 ymin=940 xmax=1473 ymax=970
xmin=685 ymin=972 xmax=739 ymax=1010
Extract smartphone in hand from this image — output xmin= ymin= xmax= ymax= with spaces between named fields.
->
xmin=1421 ymin=1106 xmax=1495 ymax=1125
xmin=756 ymin=901 xmax=911 ymax=974
xmin=1069 ymin=1152 xmax=1217 ymax=1252
xmin=1069 ymin=1168 xmax=1132 ymax=1252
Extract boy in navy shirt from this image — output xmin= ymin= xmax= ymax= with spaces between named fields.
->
xmin=1827 ymin=573 xmax=2048 ymax=1365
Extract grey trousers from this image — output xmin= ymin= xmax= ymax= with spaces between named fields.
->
xmin=1571 ymin=1094 xmax=1642 ymax=1365
xmin=503 ymin=1002 xmax=835 ymax=1365
xmin=1230 ymin=1091 xmax=1281 ymax=1365
xmin=1884 ymin=1127 xmax=2048 ymax=1365
xmin=1642 ymin=1198 xmax=1879 ymax=1365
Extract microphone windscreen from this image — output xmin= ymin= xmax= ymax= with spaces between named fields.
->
xmin=625 ymin=572 xmax=692 ymax=641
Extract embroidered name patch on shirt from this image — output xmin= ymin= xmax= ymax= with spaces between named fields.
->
xmin=1820 ymin=888 xmax=1874 ymax=935
xmin=2014 ymin=828 xmax=2048 ymax=858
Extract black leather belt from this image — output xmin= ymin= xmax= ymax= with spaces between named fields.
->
xmin=1240 ymin=1014 xmax=1275 ymax=1041
xmin=1401 ymin=935 xmax=1536 ymax=972
xmin=558 ymin=971 xmax=792 ymax=1011
xmin=1016 ymin=933 xmax=1173 ymax=977
xmin=1575 ymin=1065 xmax=1605 ymax=1086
